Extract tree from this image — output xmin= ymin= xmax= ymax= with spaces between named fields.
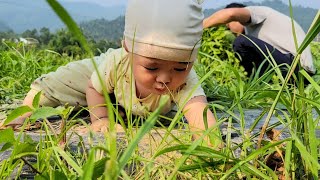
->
xmin=39 ymin=27 xmax=52 ymax=45
xmin=21 ymin=29 xmax=39 ymax=39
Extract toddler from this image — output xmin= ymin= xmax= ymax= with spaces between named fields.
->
xmin=3 ymin=0 xmax=220 ymax=144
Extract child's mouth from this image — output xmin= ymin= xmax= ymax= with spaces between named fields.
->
xmin=155 ymin=88 xmax=166 ymax=93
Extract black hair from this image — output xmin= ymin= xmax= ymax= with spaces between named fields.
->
xmin=225 ymin=3 xmax=246 ymax=8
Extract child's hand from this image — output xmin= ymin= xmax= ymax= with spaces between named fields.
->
xmin=0 ymin=117 xmax=26 ymax=130
xmin=90 ymin=118 xmax=125 ymax=133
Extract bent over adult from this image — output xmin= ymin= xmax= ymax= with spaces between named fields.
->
xmin=203 ymin=3 xmax=315 ymax=77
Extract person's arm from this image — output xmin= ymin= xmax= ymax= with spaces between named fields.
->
xmin=86 ymin=80 xmax=124 ymax=132
xmin=203 ymin=8 xmax=251 ymax=29
xmin=86 ymin=79 xmax=108 ymax=121
xmin=183 ymin=96 xmax=222 ymax=147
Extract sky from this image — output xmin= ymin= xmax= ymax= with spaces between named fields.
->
xmin=63 ymin=0 xmax=320 ymax=9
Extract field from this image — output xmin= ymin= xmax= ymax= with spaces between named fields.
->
xmin=0 ymin=1 xmax=320 ymax=179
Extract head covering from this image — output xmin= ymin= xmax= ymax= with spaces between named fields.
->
xmin=124 ymin=0 xmax=204 ymax=62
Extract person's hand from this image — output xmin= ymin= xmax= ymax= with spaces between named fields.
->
xmin=191 ymin=131 xmax=224 ymax=150
xmin=90 ymin=118 xmax=125 ymax=133
xmin=0 ymin=117 xmax=26 ymax=130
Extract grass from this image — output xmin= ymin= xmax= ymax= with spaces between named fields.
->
xmin=0 ymin=0 xmax=319 ymax=179
xmin=0 ymin=43 xmax=75 ymax=104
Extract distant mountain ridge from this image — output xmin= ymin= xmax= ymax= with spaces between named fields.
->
xmin=0 ymin=0 xmax=125 ymax=33
xmin=0 ymin=0 xmax=317 ymax=36
xmin=80 ymin=0 xmax=318 ymax=42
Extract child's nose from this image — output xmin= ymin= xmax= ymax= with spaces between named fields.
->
xmin=156 ymin=73 xmax=171 ymax=84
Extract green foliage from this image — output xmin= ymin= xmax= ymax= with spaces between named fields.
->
xmin=196 ymin=26 xmax=247 ymax=101
xmin=0 ymin=42 xmax=75 ymax=103
xmin=311 ymin=41 xmax=320 ymax=69
xmin=80 ymin=16 xmax=125 ymax=42
xmin=0 ymin=1 xmax=319 ymax=180
xmin=198 ymin=26 xmax=247 ymax=79
xmin=0 ymin=27 xmax=120 ymax=58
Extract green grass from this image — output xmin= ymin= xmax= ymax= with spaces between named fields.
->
xmin=0 ymin=43 xmax=75 ymax=103
xmin=0 ymin=0 xmax=319 ymax=179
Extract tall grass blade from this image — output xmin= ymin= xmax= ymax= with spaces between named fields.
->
xmin=221 ymin=139 xmax=289 ymax=180
xmin=257 ymin=11 xmax=320 ymax=149
xmin=80 ymin=149 xmax=95 ymax=180
xmin=300 ymin=70 xmax=320 ymax=93
xmin=44 ymin=1 xmax=118 ymax=178
xmin=45 ymin=0 xmax=92 ymax=56
xmin=52 ymin=146 xmax=83 ymax=175
xmin=118 ymin=95 xmax=169 ymax=175
xmin=298 ymin=10 xmax=320 ymax=53
xmin=291 ymin=134 xmax=320 ymax=178
xmin=284 ymin=140 xmax=293 ymax=179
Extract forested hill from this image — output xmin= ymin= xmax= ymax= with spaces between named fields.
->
xmin=0 ymin=0 xmax=317 ymax=42
xmin=80 ymin=16 xmax=124 ymax=42
xmin=80 ymin=0 xmax=318 ymax=43
xmin=0 ymin=0 xmax=125 ymax=33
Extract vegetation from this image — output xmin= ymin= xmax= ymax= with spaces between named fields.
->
xmin=0 ymin=0 xmax=319 ymax=179
xmin=80 ymin=16 xmax=125 ymax=42
xmin=0 ymin=28 xmax=120 ymax=57
xmin=0 ymin=0 xmax=125 ymax=33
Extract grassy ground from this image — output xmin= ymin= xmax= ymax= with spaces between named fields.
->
xmin=0 ymin=1 xmax=319 ymax=179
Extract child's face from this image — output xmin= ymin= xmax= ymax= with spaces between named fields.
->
xmin=132 ymin=54 xmax=193 ymax=98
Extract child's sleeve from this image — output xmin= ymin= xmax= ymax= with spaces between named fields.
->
xmin=90 ymin=48 xmax=124 ymax=94
xmin=175 ymin=69 xmax=206 ymax=109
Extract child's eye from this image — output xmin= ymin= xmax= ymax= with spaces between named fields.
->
xmin=174 ymin=68 xmax=187 ymax=72
xmin=145 ymin=67 xmax=158 ymax=71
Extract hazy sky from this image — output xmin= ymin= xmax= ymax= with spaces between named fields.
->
xmin=63 ymin=0 xmax=320 ymax=9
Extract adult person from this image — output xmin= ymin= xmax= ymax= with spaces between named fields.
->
xmin=203 ymin=3 xmax=316 ymax=77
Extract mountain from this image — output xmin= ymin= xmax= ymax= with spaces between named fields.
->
xmin=0 ymin=0 xmax=125 ymax=33
xmin=80 ymin=0 xmax=318 ymax=42
xmin=80 ymin=16 xmax=125 ymax=42
xmin=66 ymin=0 xmax=320 ymax=10
xmin=0 ymin=21 xmax=11 ymax=32
xmin=0 ymin=0 xmax=317 ymax=35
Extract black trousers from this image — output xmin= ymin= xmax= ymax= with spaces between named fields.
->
xmin=233 ymin=35 xmax=299 ymax=78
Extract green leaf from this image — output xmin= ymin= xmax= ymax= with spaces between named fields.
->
xmin=3 ymin=106 xmax=33 ymax=125
xmin=13 ymin=142 xmax=37 ymax=157
xmin=92 ymin=157 xmax=109 ymax=179
xmin=0 ymin=142 xmax=13 ymax=152
xmin=0 ymin=128 xmax=15 ymax=144
xmin=46 ymin=0 xmax=92 ymax=56
xmin=52 ymin=146 xmax=83 ymax=175
xmin=35 ymin=171 xmax=68 ymax=180
xmin=155 ymin=145 xmax=229 ymax=160
xmin=32 ymin=91 xmax=42 ymax=109
xmin=298 ymin=10 xmax=320 ymax=53
xmin=284 ymin=141 xmax=292 ymax=179
xmin=80 ymin=149 xmax=95 ymax=180
xmin=30 ymin=107 xmax=61 ymax=123
xmin=118 ymin=95 xmax=170 ymax=174
xmin=221 ymin=139 xmax=290 ymax=180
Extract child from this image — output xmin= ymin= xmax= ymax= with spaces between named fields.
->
xmin=3 ymin=0 xmax=219 ymax=144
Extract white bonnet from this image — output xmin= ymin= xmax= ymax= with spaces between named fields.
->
xmin=124 ymin=0 xmax=204 ymax=62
